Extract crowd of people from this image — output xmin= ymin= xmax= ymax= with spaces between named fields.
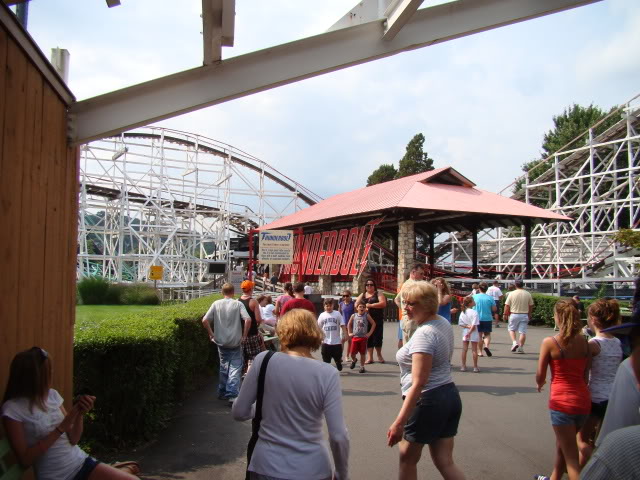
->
xmin=2 ymin=271 xmax=638 ymax=480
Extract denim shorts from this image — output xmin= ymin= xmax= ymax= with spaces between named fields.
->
xmin=404 ymin=382 xmax=462 ymax=444
xmin=549 ymin=409 xmax=588 ymax=427
xmin=72 ymin=456 xmax=100 ymax=480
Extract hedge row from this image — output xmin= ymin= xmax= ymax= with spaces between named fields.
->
xmin=74 ymin=294 xmax=220 ymax=448
xmin=77 ymin=276 xmax=160 ymax=305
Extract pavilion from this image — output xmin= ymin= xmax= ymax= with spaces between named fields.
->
xmin=260 ymin=167 xmax=571 ymax=292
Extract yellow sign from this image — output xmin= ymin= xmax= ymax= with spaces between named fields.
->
xmin=149 ymin=266 xmax=163 ymax=280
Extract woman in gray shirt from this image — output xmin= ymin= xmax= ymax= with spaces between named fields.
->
xmin=387 ymin=281 xmax=466 ymax=480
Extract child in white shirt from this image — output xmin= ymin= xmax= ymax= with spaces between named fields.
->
xmin=318 ymin=298 xmax=347 ymax=371
xmin=458 ymin=296 xmax=480 ymax=372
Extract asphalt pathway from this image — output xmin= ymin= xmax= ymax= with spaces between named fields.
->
xmin=129 ymin=322 xmax=557 ymax=479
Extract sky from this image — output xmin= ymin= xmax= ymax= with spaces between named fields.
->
xmin=23 ymin=0 xmax=640 ymax=203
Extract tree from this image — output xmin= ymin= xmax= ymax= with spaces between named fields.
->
xmin=515 ymin=103 xmax=622 ymax=194
xmin=397 ymin=133 xmax=434 ymax=177
xmin=367 ymin=163 xmax=398 ymax=186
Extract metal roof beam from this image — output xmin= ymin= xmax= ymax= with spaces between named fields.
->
xmin=69 ymin=0 xmax=601 ymax=144
xmin=202 ymin=0 xmax=235 ymax=65
xmin=383 ymin=0 xmax=424 ymax=41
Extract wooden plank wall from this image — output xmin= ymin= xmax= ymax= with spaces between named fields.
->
xmin=0 ymin=22 xmax=78 ymax=407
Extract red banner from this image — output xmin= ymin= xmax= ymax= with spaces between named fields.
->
xmin=284 ymin=218 xmax=382 ymax=277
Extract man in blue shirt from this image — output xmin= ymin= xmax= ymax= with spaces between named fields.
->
xmin=473 ymin=282 xmax=497 ymax=357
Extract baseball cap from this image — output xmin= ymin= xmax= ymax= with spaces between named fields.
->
xmin=240 ymin=280 xmax=255 ymax=291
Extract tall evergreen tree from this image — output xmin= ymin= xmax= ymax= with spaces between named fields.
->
xmin=397 ymin=133 xmax=434 ymax=177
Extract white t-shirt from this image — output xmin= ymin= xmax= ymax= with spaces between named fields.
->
xmin=261 ymin=304 xmax=276 ymax=326
xmin=304 ymin=285 xmax=313 ymax=294
xmin=232 ymin=352 xmax=349 ymax=480
xmin=589 ymin=336 xmax=623 ymax=403
xmin=203 ymin=297 xmax=251 ymax=348
xmin=486 ymin=286 xmax=503 ymax=301
xmin=318 ymin=311 xmax=344 ymax=345
xmin=396 ymin=316 xmax=454 ymax=395
xmin=1 ymin=389 xmax=88 ymax=480
xmin=458 ymin=309 xmax=480 ymax=343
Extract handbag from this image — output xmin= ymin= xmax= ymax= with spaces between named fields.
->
xmin=246 ymin=350 xmax=275 ymax=480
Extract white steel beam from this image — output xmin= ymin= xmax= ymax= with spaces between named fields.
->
xmin=70 ymin=0 xmax=601 ymax=145
xmin=383 ymin=0 xmax=424 ymax=41
xmin=202 ymin=0 xmax=235 ymax=65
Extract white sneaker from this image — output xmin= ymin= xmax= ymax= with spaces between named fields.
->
xmin=517 ymin=346 xmax=525 ymax=354
xmin=511 ymin=343 xmax=519 ymax=353
xmin=227 ymin=397 xmax=237 ymax=406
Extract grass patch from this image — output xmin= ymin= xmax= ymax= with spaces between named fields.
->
xmin=76 ymin=305 xmax=161 ymax=324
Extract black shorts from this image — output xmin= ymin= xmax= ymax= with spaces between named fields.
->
xmin=590 ymin=400 xmax=609 ymax=419
xmin=477 ymin=322 xmax=493 ymax=333
xmin=404 ymin=382 xmax=462 ymax=444
xmin=321 ymin=343 xmax=342 ymax=365
xmin=367 ymin=322 xmax=384 ymax=348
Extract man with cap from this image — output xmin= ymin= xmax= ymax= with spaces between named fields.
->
xmin=238 ymin=280 xmax=265 ymax=375
xmin=581 ymin=317 xmax=640 ymax=479
xmin=504 ymin=279 xmax=534 ymax=354
xmin=201 ymin=283 xmax=251 ymax=405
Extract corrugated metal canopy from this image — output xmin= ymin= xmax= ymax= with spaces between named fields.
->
xmin=261 ymin=167 xmax=571 ymax=233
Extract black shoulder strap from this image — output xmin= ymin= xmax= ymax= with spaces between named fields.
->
xmin=246 ymin=351 xmax=275 ymax=479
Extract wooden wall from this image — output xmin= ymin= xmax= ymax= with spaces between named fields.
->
xmin=0 ymin=21 xmax=78 ymax=406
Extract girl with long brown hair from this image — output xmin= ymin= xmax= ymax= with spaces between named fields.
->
xmin=2 ymin=347 xmax=138 ymax=480
xmin=535 ymin=299 xmax=591 ymax=480
xmin=576 ymin=299 xmax=623 ymax=464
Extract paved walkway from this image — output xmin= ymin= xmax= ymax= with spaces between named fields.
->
xmin=129 ymin=323 xmax=557 ymax=479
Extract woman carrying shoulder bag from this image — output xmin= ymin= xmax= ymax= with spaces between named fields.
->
xmin=232 ymin=309 xmax=350 ymax=480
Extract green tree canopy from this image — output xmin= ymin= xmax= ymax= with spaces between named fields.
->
xmin=397 ymin=133 xmax=435 ymax=177
xmin=367 ymin=133 xmax=435 ymax=186
xmin=367 ymin=163 xmax=397 ymax=186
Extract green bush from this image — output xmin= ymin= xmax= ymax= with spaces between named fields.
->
xmin=120 ymin=284 xmax=160 ymax=305
xmin=77 ymin=276 xmax=111 ymax=305
xmin=74 ymin=294 xmax=220 ymax=447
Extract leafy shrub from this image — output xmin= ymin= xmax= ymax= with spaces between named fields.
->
xmin=77 ymin=276 xmax=111 ymax=305
xmin=74 ymin=294 xmax=221 ymax=447
xmin=120 ymin=284 xmax=160 ymax=305
xmin=104 ymin=283 xmax=125 ymax=305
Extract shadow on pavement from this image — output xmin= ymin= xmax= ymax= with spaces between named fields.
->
xmin=342 ymin=389 xmax=398 ymax=397
xmin=456 ymin=384 xmax=538 ymax=396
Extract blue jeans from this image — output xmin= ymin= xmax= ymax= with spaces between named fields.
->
xmin=218 ymin=346 xmax=243 ymax=399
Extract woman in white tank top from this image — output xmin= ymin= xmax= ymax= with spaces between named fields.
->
xmin=577 ymin=299 xmax=623 ymax=466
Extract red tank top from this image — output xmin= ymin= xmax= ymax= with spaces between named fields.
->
xmin=549 ymin=336 xmax=591 ymax=415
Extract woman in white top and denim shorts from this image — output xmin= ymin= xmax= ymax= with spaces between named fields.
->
xmin=387 ymin=282 xmax=466 ymax=480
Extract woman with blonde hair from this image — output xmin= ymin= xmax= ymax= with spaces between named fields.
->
xmin=535 ymin=299 xmax=591 ymax=480
xmin=577 ymin=298 xmax=622 ymax=464
xmin=2 ymin=347 xmax=139 ymax=480
xmin=232 ymin=309 xmax=349 ymax=480
xmin=387 ymin=282 xmax=465 ymax=480
xmin=432 ymin=277 xmax=452 ymax=323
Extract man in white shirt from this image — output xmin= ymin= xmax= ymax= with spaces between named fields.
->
xmin=487 ymin=280 xmax=503 ymax=327
xmin=503 ymin=280 xmax=534 ymax=354
xmin=202 ymin=283 xmax=251 ymax=404
xmin=304 ymin=282 xmax=314 ymax=295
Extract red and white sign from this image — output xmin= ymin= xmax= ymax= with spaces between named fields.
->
xmin=283 ymin=217 xmax=382 ymax=277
